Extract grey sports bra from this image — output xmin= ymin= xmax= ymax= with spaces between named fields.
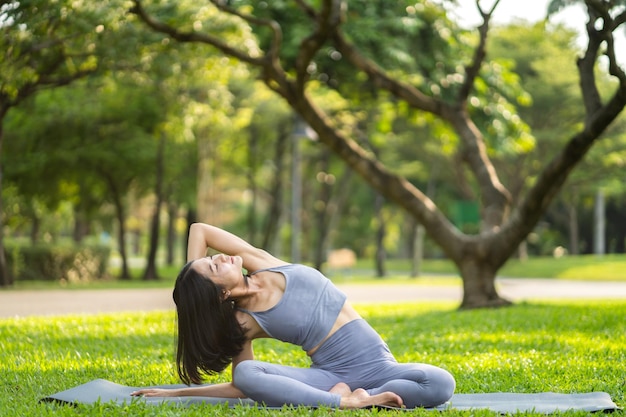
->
xmin=238 ymin=264 xmax=347 ymax=351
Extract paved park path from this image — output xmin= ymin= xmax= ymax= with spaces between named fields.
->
xmin=1 ymin=278 xmax=626 ymax=318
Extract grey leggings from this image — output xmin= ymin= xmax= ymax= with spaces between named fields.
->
xmin=233 ymin=319 xmax=455 ymax=408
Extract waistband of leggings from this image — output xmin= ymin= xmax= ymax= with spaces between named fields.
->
xmin=310 ymin=318 xmax=380 ymax=364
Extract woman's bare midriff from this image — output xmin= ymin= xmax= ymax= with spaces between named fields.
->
xmin=306 ymin=302 xmax=361 ymax=356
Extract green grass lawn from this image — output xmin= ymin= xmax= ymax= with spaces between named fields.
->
xmin=343 ymin=254 xmax=626 ymax=282
xmin=1 ymin=301 xmax=624 ymax=416
xmin=8 ymin=253 xmax=626 ymax=292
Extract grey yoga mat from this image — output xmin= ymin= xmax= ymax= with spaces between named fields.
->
xmin=41 ymin=378 xmax=621 ymax=413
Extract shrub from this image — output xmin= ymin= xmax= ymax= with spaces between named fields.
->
xmin=4 ymin=242 xmax=111 ymax=282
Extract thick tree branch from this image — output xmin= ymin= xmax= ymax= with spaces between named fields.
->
xmin=293 ymin=0 xmax=342 ymax=92
xmin=449 ymin=0 xmax=511 ymax=232
xmin=294 ymin=0 xmax=317 ymax=18
xmin=132 ymin=0 xmax=297 ymax=96
xmin=500 ymin=87 xmax=626 ymax=252
xmin=577 ymin=1 xmax=626 ymax=122
xmin=3 ymin=52 xmax=95 ymax=108
xmin=577 ymin=2 xmax=606 ymax=119
xmin=457 ymin=0 xmax=500 ymax=102
xmin=131 ymin=0 xmax=265 ymax=66
xmin=497 ymin=65 xmax=626 ymax=260
xmin=446 ymin=109 xmax=511 ymax=231
xmin=585 ymin=0 xmax=626 ymax=84
xmin=289 ymin=95 xmax=467 ymax=260
xmin=491 ymin=1 xmax=626 ymax=260
xmin=129 ymin=1 xmax=464 ymax=255
xmin=334 ymin=9 xmax=511 ymax=232
xmin=209 ymin=0 xmax=282 ymax=66
xmin=599 ymin=8 xmax=626 ymax=85
xmin=604 ymin=32 xmax=626 ymax=84
xmin=332 ymin=31 xmax=445 ymax=115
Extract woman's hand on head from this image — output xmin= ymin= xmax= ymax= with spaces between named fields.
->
xmin=130 ymin=388 xmax=175 ymax=398
xmin=186 ymin=223 xmax=286 ymax=272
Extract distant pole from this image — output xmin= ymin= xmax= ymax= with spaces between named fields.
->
xmin=291 ymin=129 xmax=301 ymax=263
xmin=290 ymin=116 xmax=317 ymax=264
xmin=594 ymin=189 xmax=605 ymax=255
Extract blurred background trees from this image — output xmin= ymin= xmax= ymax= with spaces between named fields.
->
xmin=1 ymin=0 xmax=625 ymax=307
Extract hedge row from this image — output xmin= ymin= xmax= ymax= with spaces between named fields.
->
xmin=5 ymin=243 xmax=111 ymax=282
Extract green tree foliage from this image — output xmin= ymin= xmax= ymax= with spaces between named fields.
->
xmin=2 ymin=0 xmax=259 ymax=282
xmin=4 ymin=76 xmax=164 ymax=278
xmin=489 ymin=20 xmax=626 ymax=255
xmin=0 ymin=0 xmax=131 ymax=286
xmin=132 ymin=0 xmax=626 ymax=308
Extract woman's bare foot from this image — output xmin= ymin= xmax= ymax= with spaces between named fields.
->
xmin=329 ymin=382 xmax=352 ymax=396
xmin=339 ymin=387 xmax=404 ymax=409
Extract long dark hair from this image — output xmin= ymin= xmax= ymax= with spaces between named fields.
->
xmin=173 ymin=261 xmax=247 ymax=385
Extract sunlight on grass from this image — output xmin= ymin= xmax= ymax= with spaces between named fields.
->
xmin=556 ymin=260 xmax=625 ymax=280
xmin=499 ymin=255 xmax=626 ymax=281
xmin=9 ymin=253 xmax=626 ymax=292
xmin=1 ymin=302 xmax=624 ymax=416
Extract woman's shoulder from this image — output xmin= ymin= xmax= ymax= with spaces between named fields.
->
xmin=242 ymin=249 xmax=290 ymax=273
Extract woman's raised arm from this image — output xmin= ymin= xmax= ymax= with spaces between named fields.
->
xmin=186 ymin=223 xmax=287 ymax=272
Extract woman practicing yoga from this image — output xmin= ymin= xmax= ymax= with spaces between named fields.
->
xmin=132 ymin=222 xmax=455 ymax=409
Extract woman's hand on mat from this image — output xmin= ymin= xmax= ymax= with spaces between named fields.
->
xmin=130 ymin=388 xmax=176 ymax=397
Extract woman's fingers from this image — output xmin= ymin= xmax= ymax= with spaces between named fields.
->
xmin=130 ymin=389 xmax=169 ymax=397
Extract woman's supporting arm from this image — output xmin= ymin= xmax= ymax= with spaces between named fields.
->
xmin=131 ymin=382 xmax=246 ymax=398
xmin=132 ymin=338 xmax=255 ymax=398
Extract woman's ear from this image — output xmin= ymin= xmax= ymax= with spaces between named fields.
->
xmin=221 ymin=289 xmax=231 ymax=301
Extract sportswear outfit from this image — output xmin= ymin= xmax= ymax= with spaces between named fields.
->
xmin=234 ymin=264 xmax=455 ymax=408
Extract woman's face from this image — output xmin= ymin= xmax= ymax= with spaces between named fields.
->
xmin=191 ymin=254 xmax=243 ymax=290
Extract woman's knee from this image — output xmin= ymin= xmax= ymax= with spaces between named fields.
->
xmin=389 ymin=365 xmax=455 ymax=408
xmin=232 ymin=360 xmax=262 ymax=391
xmin=423 ymin=367 xmax=455 ymax=406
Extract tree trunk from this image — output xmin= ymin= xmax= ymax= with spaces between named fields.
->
xmin=143 ymin=133 xmax=165 ymax=281
xmin=312 ymin=160 xmax=353 ymax=271
xmin=0 ymin=110 xmax=11 ymax=288
xmin=184 ymin=209 xmax=196 ymax=262
xmin=311 ymin=149 xmax=334 ymax=271
xmin=73 ymin=211 xmax=90 ymax=244
xmin=568 ymin=203 xmax=579 ymax=255
xmin=246 ymin=124 xmax=259 ymax=244
xmin=262 ymin=127 xmax=288 ymax=253
xmin=411 ymin=223 xmax=425 ymax=278
xmin=30 ymin=214 xmax=41 ymax=244
xmin=197 ymin=130 xmax=216 ymax=223
xmin=108 ymin=179 xmax=130 ymax=280
xmin=116 ymin=212 xmax=131 ymax=279
xmin=143 ymin=207 xmax=161 ymax=280
xmin=374 ymin=193 xmax=386 ymax=278
xmin=166 ymin=202 xmax=177 ymax=266
xmin=459 ymin=259 xmax=512 ymax=309
xmin=411 ymin=170 xmax=437 ymax=277
xmin=593 ymin=189 xmax=605 ymax=255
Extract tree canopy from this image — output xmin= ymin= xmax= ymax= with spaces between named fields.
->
xmin=2 ymin=0 xmax=626 ymax=309
xmin=129 ymin=0 xmax=626 ymax=307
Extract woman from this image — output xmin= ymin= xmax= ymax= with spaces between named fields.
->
xmin=132 ymin=223 xmax=455 ymax=409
